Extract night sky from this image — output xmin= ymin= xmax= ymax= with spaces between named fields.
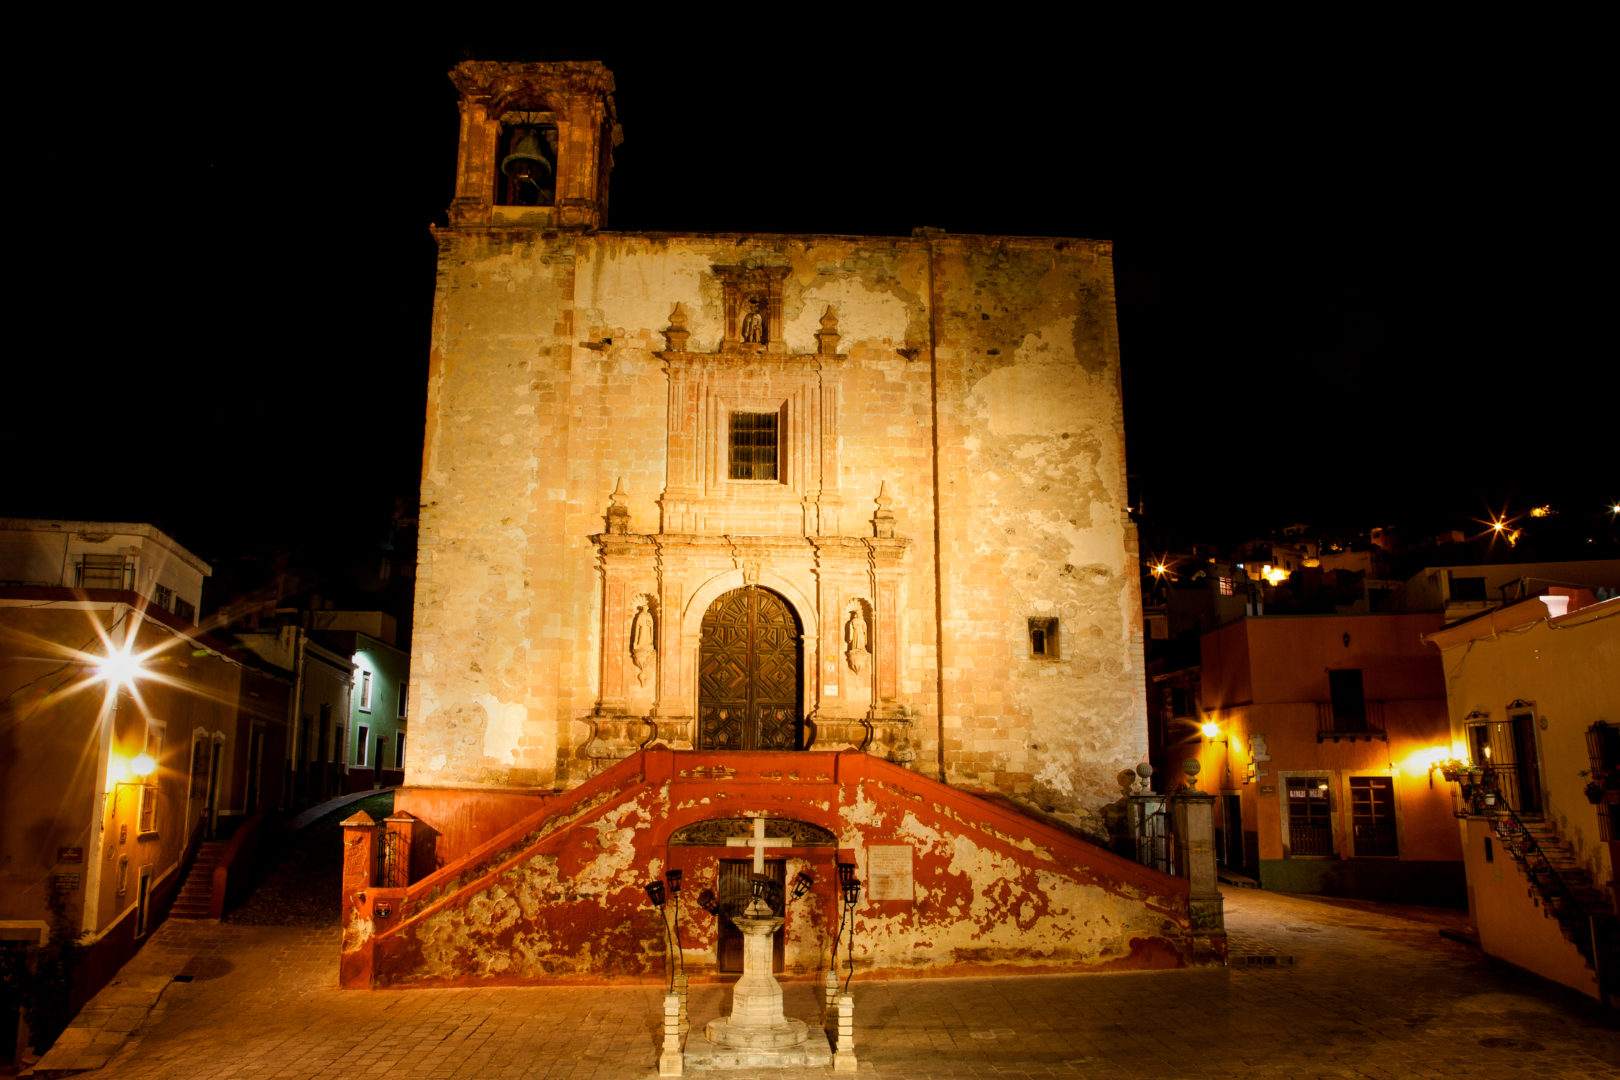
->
xmin=7 ymin=27 xmax=1612 ymax=590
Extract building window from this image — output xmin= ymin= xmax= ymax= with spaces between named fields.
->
xmin=1328 ymin=669 xmax=1366 ymax=729
xmin=1028 ymin=617 xmax=1060 ymax=659
xmin=356 ymin=725 xmax=370 ymax=767
xmin=78 ymin=553 xmax=130 ymax=590
xmin=1287 ymin=778 xmax=1333 ymax=856
xmin=117 ymin=855 xmax=130 ymax=895
xmin=173 ymin=597 xmax=196 ymax=623
xmin=153 ymin=583 xmax=173 ymax=610
xmin=398 ymin=681 xmax=408 ymax=719
xmin=359 ymin=670 xmax=373 ymax=712
xmin=1218 ymin=576 xmax=1234 ymax=596
xmin=1450 ymin=575 xmax=1487 ymax=602
xmin=396 ymin=734 xmax=406 ymax=769
xmin=728 ymin=411 xmax=779 ymax=481
xmin=138 ymin=784 xmax=158 ymax=835
xmin=1349 ymin=777 xmax=1397 ymax=856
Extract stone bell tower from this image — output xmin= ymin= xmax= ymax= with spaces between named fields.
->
xmin=446 ymin=60 xmax=620 ymax=231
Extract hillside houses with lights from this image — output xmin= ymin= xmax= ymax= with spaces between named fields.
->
xmin=1142 ymin=516 xmax=1620 ymax=916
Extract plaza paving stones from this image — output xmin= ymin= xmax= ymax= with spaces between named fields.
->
xmin=30 ymin=887 xmax=1620 ymax=1079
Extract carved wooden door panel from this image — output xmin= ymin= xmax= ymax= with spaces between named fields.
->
xmin=698 ymin=586 xmax=801 ymax=750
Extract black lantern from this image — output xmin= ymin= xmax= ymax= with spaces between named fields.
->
xmin=665 ymin=868 xmax=683 ymax=896
xmin=791 ymin=869 xmax=814 ymax=899
xmin=842 ymin=879 xmax=861 ymax=907
xmin=837 ymin=861 xmax=856 ymax=887
xmin=645 ymin=881 xmax=666 ymax=907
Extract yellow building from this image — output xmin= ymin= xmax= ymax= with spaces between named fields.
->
xmin=1426 ymin=591 xmax=1620 ymax=999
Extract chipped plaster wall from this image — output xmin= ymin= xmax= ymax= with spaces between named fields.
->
xmin=928 ymin=237 xmax=1145 ymax=822
xmin=357 ymin=750 xmax=1188 ymax=988
xmin=412 ymin=231 xmax=1142 ymax=817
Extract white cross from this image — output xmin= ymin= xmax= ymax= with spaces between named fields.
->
xmin=726 ymin=816 xmax=790 ymax=874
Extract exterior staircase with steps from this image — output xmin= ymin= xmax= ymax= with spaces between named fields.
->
xmin=1488 ymin=809 xmax=1619 ymax=987
xmin=169 ymin=841 xmax=226 ymax=919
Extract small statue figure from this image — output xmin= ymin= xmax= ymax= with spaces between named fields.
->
xmin=845 ymin=608 xmax=869 ymax=674
xmin=741 ymin=303 xmax=763 ymax=344
xmin=631 ymin=606 xmax=656 ymax=687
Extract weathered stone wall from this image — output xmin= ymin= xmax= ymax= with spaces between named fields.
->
xmin=411 ymin=230 xmax=1143 ymax=821
xmin=350 ymin=750 xmax=1189 ymax=988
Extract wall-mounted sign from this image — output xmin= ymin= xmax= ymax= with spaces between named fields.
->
xmin=57 ymin=847 xmax=84 ymax=864
xmin=374 ymin=901 xmax=393 ymax=919
xmin=867 ymin=845 xmax=913 ymax=902
xmin=52 ymin=873 xmax=81 ymax=893
xmin=1260 ymin=785 xmax=1276 ymax=796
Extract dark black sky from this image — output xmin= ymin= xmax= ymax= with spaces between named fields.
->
xmin=7 ymin=25 xmax=1613 ymax=574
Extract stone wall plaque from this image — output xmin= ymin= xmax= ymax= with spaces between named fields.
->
xmin=866 ymin=844 xmax=912 ymax=901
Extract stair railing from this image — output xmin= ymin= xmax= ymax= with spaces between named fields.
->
xmin=1486 ymin=790 xmax=1606 ymax=1000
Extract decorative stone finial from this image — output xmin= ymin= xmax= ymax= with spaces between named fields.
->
xmin=873 ymin=482 xmax=895 ymax=538
xmin=662 ymin=303 xmax=691 ymax=353
xmin=816 ymin=305 xmax=841 ymax=357
xmin=607 ymin=478 xmax=631 ymax=534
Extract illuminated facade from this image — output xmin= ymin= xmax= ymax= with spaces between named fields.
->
xmin=0 ymin=520 xmax=289 ymax=1034
xmin=1427 ymin=591 xmax=1620 ymax=999
xmin=1164 ymin=611 xmax=1464 ymax=903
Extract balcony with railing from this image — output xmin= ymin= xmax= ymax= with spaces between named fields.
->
xmin=1316 ymin=699 xmax=1387 ymax=742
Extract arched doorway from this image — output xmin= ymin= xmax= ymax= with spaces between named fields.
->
xmin=698 ymin=586 xmax=802 ymax=750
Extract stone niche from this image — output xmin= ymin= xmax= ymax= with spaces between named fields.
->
xmin=585 ymin=270 xmax=913 ymax=764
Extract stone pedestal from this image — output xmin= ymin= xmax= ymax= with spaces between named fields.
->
xmin=1171 ymin=789 xmax=1227 ymax=963
xmin=686 ymin=904 xmax=830 ymax=1069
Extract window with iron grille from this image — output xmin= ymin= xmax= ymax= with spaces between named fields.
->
xmin=78 ymin=553 xmax=129 ymax=589
xmin=1287 ymin=778 xmax=1333 ymax=856
xmin=728 ymin=411 xmax=779 ymax=481
xmin=153 ymin=583 xmax=173 ymax=610
xmin=173 ymin=597 xmax=196 ymax=623
xmin=1349 ymin=776 xmax=1397 ymax=857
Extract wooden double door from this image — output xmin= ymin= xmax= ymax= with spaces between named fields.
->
xmin=698 ymin=586 xmax=802 ymax=751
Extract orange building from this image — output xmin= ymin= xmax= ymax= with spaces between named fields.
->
xmin=1168 ymin=612 xmax=1463 ymax=903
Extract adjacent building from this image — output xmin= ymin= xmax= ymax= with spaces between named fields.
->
xmin=0 ymin=520 xmax=288 ymax=1043
xmin=1168 ymin=611 xmax=1463 ymax=903
xmin=1426 ymin=590 xmax=1620 ymax=999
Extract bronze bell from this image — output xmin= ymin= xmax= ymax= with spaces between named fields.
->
xmin=501 ymin=130 xmax=554 ymax=185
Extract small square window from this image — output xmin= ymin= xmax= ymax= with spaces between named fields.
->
xmin=173 ymin=597 xmax=196 ymax=623
xmin=153 ymin=583 xmax=173 ymax=610
xmin=1028 ymin=617 xmax=1060 ymax=659
xmin=728 ymin=411 xmax=779 ymax=481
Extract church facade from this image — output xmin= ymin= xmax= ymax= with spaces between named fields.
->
xmin=362 ymin=61 xmax=1190 ymax=987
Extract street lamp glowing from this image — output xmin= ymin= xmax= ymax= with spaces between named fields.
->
xmin=130 ymin=752 xmax=156 ymax=778
xmin=1201 ymin=720 xmax=1221 ymax=739
xmin=96 ymin=646 xmax=142 ymax=689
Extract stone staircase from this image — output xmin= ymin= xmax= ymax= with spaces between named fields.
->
xmin=169 ymin=841 xmax=226 ymax=919
xmin=1489 ymin=810 xmax=1619 ymax=978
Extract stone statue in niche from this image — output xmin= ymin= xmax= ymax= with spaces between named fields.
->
xmin=630 ymin=602 xmax=656 ymax=687
xmin=741 ymin=302 xmax=764 ymax=344
xmin=844 ymin=604 xmax=870 ymax=674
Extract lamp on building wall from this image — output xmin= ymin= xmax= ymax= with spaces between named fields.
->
xmin=839 ymin=877 xmax=862 ymax=992
xmin=108 ymin=751 xmax=156 ymax=811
